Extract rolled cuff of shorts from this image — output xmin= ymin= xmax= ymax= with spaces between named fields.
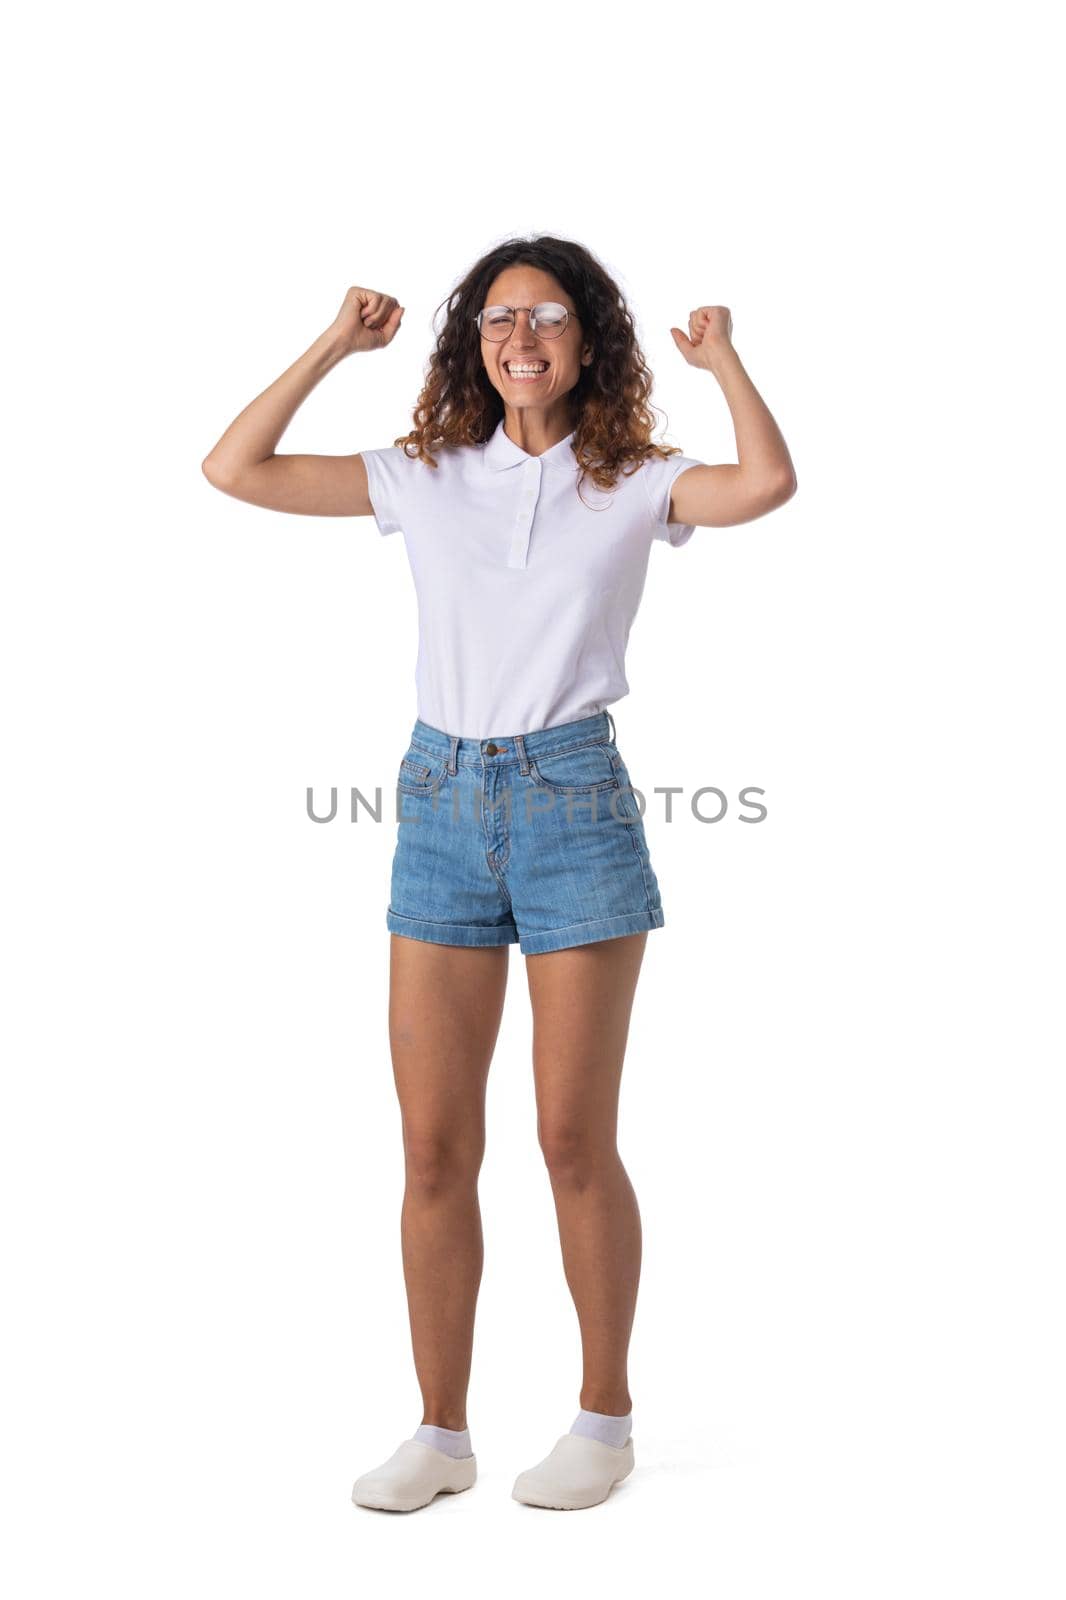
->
xmin=386 ymin=908 xmax=519 ymax=947
xmin=518 ymin=908 xmax=664 ymax=956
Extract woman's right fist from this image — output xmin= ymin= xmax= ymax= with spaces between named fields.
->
xmin=331 ymin=286 xmax=405 ymax=355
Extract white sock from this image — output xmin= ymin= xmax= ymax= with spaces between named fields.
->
xmin=569 ymin=1408 xmax=632 ymax=1448
xmin=411 ymin=1422 xmax=473 ymax=1459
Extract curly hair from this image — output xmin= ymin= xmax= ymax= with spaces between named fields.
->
xmin=391 ymin=234 xmax=687 ymax=506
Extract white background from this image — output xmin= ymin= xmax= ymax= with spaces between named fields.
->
xmin=3 ymin=0 xmax=1062 ymax=1593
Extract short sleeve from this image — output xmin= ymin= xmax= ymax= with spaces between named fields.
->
xmin=359 ymin=445 xmax=416 ymax=537
xmin=641 ymin=452 xmax=705 ymax=548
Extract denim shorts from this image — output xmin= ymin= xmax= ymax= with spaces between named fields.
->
xmin=386 ymin=710 xmax=665 ymax=956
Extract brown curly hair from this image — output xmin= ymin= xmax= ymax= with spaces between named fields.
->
xmin=392 ymin=234 xmax=687 ymax=506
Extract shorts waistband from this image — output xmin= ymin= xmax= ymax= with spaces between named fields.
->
xmin=408 ymin=709 xmax=616 ymax=775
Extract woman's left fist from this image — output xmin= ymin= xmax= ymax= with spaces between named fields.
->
xmin=670 ymin=305 xmax=733 ymax=368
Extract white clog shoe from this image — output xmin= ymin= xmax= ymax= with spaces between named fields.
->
xmin=511 ymin=1432 xmax=635 ymax=1510
xmin=351 ymin=1438 xmax=477 ymax=1512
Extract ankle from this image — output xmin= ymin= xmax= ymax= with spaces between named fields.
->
xmin=570 ymin=1405 xmax=633 ymax=1449
xmin=578 ymin=1397 xmax=632 ymax=1417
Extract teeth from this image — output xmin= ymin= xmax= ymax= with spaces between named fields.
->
xmin=506 ymin=362 xmax=548 ymax=374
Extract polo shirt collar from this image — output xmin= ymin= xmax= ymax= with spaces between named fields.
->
xmin=483 ymin=418 xmax=577 ymax=472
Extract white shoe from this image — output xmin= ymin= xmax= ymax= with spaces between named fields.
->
xmin=351 ymin=1438 xmax=477 ymax=1512
xmin=511 ymin=1432 xmax=635 ymax=1510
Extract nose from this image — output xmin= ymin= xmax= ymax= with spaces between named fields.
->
xmin=507 ymin=310 xmax=539 ymax=349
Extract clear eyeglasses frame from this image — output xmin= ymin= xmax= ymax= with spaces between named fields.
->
xmin=474 ymin=302 xmax=576 ymax=341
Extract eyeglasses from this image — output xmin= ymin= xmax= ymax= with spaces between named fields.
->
xmin=475 ymin=302 xmax=575 ymax=341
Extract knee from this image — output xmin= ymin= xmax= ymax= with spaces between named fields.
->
xmin=538 ymin=1121 xmax=609 ymax=1186
xmin=402 ymin=1130 xmax=482 ymax=1199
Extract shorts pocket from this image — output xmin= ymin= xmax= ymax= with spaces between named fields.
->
xmin=528 ymin=740 xmax=619 ymax=795
xmin=397 ymin=746 xmax=447 ymax=794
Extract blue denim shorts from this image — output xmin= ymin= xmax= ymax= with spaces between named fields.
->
xmin=386 ymin=710 xmax=665 ymax=956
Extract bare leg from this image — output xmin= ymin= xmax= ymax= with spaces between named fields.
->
xmin=388 ymin=933 xmax=510 ymax=1431
xmin=525 ymin=931 xmax=648 ymax=1416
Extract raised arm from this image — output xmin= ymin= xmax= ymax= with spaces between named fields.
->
xmin=667 ymin=305 xmax=798 ymax=528
xmin=201 ymin=286 xmax=405 ymax=517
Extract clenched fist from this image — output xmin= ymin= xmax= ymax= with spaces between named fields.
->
xmin=331 ymin=286 xmax=405 ymax=356
xmin=670 ymin=305 xmax=733 ymax=369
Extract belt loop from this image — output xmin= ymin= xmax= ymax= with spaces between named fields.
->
xmin=606 ymin=709 xmax=616 ymax=744
xmin=515 ymin=732 xmax=529 ymax=775
xmin=448 ymin=734 xmax=458 ymax=775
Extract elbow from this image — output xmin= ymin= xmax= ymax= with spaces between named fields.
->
xmin=202 ymin=454 xmax=233 ymax=489
xmin=745 ymin=470 xmax=797 ymax=518
xmin=769 ymin=470 xmax=797 ymax=509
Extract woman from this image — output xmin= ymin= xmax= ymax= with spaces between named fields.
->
xmin=202 ymin=235 xmax=796 ymax=1512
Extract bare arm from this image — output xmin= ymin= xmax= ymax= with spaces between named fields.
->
xmin=668 ymin=306 xmax=797 ymax=528
xmin=201 ymin=287 xmax=404 ymax=517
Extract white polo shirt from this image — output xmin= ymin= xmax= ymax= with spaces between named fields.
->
xmin=360 ymin=418 xmax=703 ymax=738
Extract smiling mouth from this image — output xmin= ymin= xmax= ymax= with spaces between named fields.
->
xmin=504 ymin=361 xmax=551 ymax=381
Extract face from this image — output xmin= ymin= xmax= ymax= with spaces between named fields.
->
xmin=478 ymin=267 xmax=593 ymax=426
